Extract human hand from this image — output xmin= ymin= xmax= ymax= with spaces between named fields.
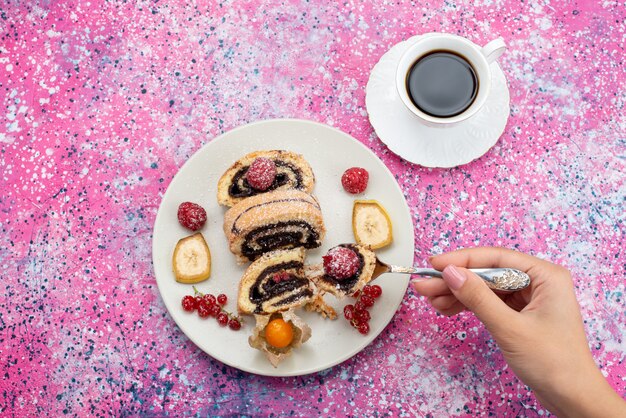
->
xmin=412 ymin=247 xmax=626 ymax=417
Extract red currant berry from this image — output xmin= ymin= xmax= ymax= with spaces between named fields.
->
xmin=217 ymin=294 xmax=228 ymax=306
xmin=361 ymin=295 xmax=375 ymax=308
xmin=370 ymin=285 xmax=382 ymax=298
xmin=245 ymin=157 xmax=277 ymax=191
xmin=177 ymin=202 xmax=207 ymax=231
xmin=355 ymin=309 xmax=370 ymax=322
xmin=354 ymin=300 xmax=366 ymax=312
xmin=357 ymin=322 xmax=370 ymax=335
xmin=202 ymin=294 xmax=216 ymax=306
xmin=341 ymin=167 xmax=369 ymax=194
xmin=197 ymin=301 xmax=211 ymax=318
xmin=228 ymin=318 xmax=242 ymax=330
xmin=209 ymin=304 xmax=221 ymax=317
xmin=181 ymin=295 xmax=197 ymax=312
xmin=217 ymin=312 xmax=229 ymax=326
xmin=344 ymin=304 xmax=355 ymax=320
xmin=362 ymin=285 xmax=373 ymax=296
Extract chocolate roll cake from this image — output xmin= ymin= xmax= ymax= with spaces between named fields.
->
xmin=223 ymin=189 xmax=326 ymax=263
xmin=238 ymin=248 xmax=314 ymax=315
xmin=217 ymin=150 xmax=315 ymax=207
xmin=307 ymin=244 xmax=377 ymax=298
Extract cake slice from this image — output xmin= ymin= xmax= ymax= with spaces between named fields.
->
xmin=307 ymin=244 xmax=377 ymax=298
xmin=223 ymin=189 xmax=325 ymax=263
xmin=238 ymin=247 xmax=314 ymax=315
xmin=217 ymin=150 xmax=315 ymax=207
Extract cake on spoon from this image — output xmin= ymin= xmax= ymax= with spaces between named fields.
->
xmin=307 ymin=244 xmax=377 ymax=298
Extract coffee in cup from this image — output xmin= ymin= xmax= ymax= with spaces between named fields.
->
xmin=396 ymin=33 xmax=506 ymax=127
xmin=407 ymin=50 xmax=478 ymax=117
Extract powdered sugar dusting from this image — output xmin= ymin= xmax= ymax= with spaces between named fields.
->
xmin=323 ymin=246 xmax=360 ymax=279
xmin=246 ymin=157 xmax=277 ymax=190
xmin=177 ymin=202 xmax=207 ymax=231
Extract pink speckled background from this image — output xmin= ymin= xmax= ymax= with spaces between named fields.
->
xmin=2 ymin=0 xmax=625 ymax=416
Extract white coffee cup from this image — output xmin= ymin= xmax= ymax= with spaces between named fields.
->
xmin=396 ymin=33 xmax=506 ymax=127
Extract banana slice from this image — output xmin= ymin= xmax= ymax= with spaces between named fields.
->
xmin=352 ymin=200 xmax=393 ymax=249
xmin=172 ymin=233 xmax=212 ymax=283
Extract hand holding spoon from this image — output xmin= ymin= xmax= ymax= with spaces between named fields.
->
xmin=373 ymin=257 xmax=530 ymax=292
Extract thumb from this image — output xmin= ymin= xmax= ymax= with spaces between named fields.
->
xmin=442 ymin=265 xmax=516 ymax=334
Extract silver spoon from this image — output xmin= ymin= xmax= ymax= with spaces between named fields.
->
xmin=373 ymin=258 xmax=530 ymax=292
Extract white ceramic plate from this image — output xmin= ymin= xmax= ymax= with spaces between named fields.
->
xmin=366 ymin=35 xmax=510 ymax=168
xmin=152 ymin=119 xmax=414 ymax=376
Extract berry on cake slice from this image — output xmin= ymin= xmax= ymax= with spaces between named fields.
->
xmin=246 ymin=157 xmax=277 ymax=191
xmin=306 ymin=244 xmax=377 ymax=299
xmin=322 ymin=246 xmax=360 ymax=279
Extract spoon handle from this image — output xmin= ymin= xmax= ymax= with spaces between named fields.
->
xmin=388 ymin=266 xmax=531 ymax=292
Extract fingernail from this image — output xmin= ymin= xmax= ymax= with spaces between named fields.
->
xmin=410 ymin=278 xmax=426 ymax=293
xmin=427 ymin=254 xmax=440 ymax=266
xmin=442 ymin=265 xmax=466 ymax=290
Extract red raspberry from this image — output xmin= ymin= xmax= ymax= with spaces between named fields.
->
xmin=245 ymin=157 xmax=277 ymax=191
xmin=323 ymin=246 xmax=360 ymax=279
xmin=341 ymin=167 xmax=369 ymax=194
xmin=177 ymin=202 xmax=207 ymax=231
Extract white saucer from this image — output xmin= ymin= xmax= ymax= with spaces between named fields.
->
xmin=366 ymin=35 xmax=510 ymax=168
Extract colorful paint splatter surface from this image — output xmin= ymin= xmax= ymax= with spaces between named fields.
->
xmin=1 ymin=0 xmax=625 ymax=416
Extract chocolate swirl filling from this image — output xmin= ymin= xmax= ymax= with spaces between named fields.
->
xmin=229 ymin=161 xmax=304 ymax=198
xmin=249 ymin=261 xmax=313 ymax=314
xmin=241 ymin=220 xmax=321 ymax=260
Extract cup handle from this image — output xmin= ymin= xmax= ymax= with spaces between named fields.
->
xmin=481 ymin=38 xmax=506 ymax=64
